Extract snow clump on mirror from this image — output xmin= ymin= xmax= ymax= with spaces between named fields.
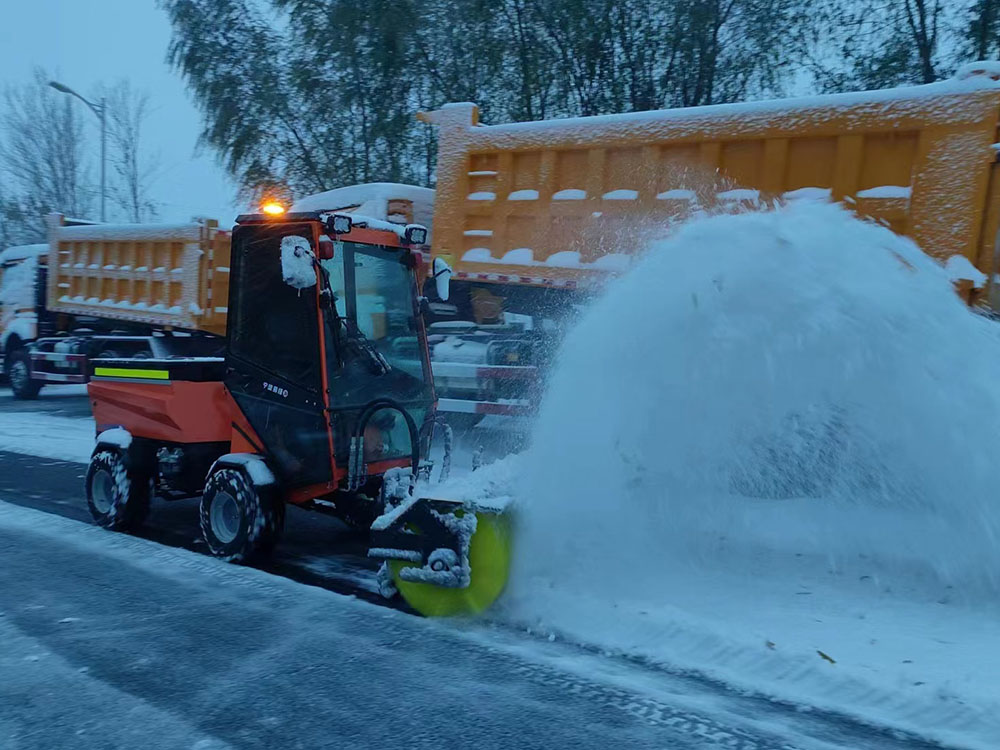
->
xmin=280 ymin=235 xmax=317 ymax=289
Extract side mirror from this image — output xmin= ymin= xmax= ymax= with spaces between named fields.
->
xmin=432 ymin=257 xmax=452 ymax=302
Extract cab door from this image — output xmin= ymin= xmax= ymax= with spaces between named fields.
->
xmin=225 ymin=222 xmax=333 ymax=487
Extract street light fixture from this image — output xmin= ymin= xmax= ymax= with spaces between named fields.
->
xmin=48 ymin=80 xmax=106 ymax=222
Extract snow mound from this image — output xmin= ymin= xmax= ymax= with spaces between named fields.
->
xmin=491 ymin=201 xmax=1000 ymax=747
xmin=518 ymin=200 xmax=1000 ymax=597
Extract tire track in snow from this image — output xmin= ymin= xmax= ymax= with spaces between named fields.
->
xmin=507 ymin=659 xmax=799 ymax=750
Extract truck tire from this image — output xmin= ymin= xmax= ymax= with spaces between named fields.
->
xmin=199 ymin=469 xmax=284 ymax=562
xmin=86 ymin=449 xmax=152 ymax=531
xmin=6 ymin=348 xmax=42 ymax=400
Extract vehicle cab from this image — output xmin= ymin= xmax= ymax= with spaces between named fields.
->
xmin=226 ymin=206 xmax=438 ymax=491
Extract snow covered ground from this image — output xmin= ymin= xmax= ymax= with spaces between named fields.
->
xmin=448 ymin=202 xmax=1000 ymax=749
xmin=0 ymin=410 xmax=95 ymax=463
xmin=4 ymin=498 xmax=901 ymax=750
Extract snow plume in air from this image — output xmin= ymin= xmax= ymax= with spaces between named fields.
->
xmin=510 ymin=200 xmax=1000 ymax=606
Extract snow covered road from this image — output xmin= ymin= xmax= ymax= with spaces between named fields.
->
xmin=0 ymin=498 xmax=917 ymax=750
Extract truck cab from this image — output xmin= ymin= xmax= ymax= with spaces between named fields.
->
xmin=0 ymin=243 xmax=46 ymax=397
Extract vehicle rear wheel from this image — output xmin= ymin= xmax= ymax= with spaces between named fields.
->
xmin=199 ymin=469 xmax=284 ymax=562
xmin=86 ymin=449 xmax=152 ymax=531
xmin=6 ymin=348 xmax=42 ymax=400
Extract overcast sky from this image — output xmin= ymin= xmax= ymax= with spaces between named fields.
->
xmin=0 ymin=0 xmax=242 ymax=225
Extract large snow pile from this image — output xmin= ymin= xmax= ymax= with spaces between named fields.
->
xmin=517 ymin=200 xmax=1000 ymax=595
xmin=491 ymin=201 xmax=1000 ymax=748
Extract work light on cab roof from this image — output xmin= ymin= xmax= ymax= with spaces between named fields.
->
xmin=260 ymin=201 xmax=286 ymax=216
xmin=326 ymin=213 xmax=352 ymax=235
xmin=403 ymin=224 xmax=428 ymax=245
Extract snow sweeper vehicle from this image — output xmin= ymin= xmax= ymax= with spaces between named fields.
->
xmin=83 ymin=207 xmax=511 ymax=617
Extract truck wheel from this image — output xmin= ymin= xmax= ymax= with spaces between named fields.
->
xmin=6 ymin=348 xmax=41 ymax=400
xmin=86 ymin=449 xmax=152 ymax=531
xmin=199 ymin=469 xmax=284 ymax=562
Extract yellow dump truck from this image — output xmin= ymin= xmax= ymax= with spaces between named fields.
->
xmin=0 ymin=216 xmax=230 ymax=398
xmin=410 ymin=62 xmax=1000 ymax=419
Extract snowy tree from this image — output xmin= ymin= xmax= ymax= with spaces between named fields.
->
xmin=964 ymin=0 xmax=1000 ymax=60
xmin=163 ymin=0 xmax=804 ymax=199
xmin=803 ymin=0 xmax=957 ymax=91
xmin=103 ymin=81 xmax=161 ymax=223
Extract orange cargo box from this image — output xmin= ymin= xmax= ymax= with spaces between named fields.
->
xmin=421 ymin=63 xmax=1000 ymax=306
xmin=46 ymin=215 xmax=231 ymax=336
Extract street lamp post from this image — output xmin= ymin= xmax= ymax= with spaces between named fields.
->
xmin=49 ymin=80 xmax=106 ymax=223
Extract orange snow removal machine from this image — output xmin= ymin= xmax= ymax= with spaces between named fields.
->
xmin=84 ymin=206 xmax=510 ymax=617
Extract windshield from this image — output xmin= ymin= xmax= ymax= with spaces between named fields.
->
xmin=320 ymin=241 xmax=432 ymax=408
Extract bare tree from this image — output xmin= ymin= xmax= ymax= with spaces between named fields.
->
xmin=803 ymin=0 xmax=951 ymax=91
xmin=103 ymin=80 xmax=160 ymax=223
xmin=966 ymin=0 xmax=1000 ymax=60
xmin=0 ymin=69 xmax=94 ymax=241
xmin=904 ymin=0 xmax=944 ymax=83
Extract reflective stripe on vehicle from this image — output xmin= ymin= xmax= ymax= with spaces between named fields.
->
xmin=93 ymin=367 xmax=171 ymax=381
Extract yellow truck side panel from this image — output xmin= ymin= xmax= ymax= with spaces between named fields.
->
xmin=46 ymin=216 xmax=231 ymax=336
xmin=421 ymin=68 xmax=1000 ymax=303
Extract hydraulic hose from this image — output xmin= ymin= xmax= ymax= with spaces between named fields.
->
xmin=348 ymin=398 xmax=420 ymax=491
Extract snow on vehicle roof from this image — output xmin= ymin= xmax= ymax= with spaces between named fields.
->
xmin=318 ymin=211 xmax=427 ymax=241
xmin=0 ymin=244 xmax=47 ymax=264
xmin=292 ymin=182 xmax=435 ymax=226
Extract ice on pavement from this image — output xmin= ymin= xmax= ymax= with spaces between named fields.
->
xmin=480 ymin=201 xmax=1000 ymax=749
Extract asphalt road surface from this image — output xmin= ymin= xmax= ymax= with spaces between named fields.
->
xmin=0 ymin=387 xmax=951 ymax=750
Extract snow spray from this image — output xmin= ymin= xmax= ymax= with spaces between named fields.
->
xmin=506 ymin=200 xmax=1000 ymax=614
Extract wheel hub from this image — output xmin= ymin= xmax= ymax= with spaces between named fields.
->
xmin=91 ymin=468 xmax=114 ymax=514
xmin=210 ymin=491 xmax=241 ymax=543
xmin=8 ymin=360 xmax=28 ymax=392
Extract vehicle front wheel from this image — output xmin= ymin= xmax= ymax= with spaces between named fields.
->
xmin=199 ymin=469 xmax=284 ymax=563
xmin=6 ymin=348 xmax=41 ymax=400
xmin=86 ymin=449 xmax=152 ymax=531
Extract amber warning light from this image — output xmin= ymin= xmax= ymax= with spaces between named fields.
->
xmin=261 ymin=201 xmax=286 ymax=216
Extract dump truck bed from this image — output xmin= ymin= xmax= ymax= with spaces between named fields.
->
xmin=46 ymin=216 xmax=231 ymax=335
xmin=422 ymin=63 xmax=1000 ymax=306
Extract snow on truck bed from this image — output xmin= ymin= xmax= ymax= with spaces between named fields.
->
xmin=460 ymin=201 xmax=1000 ymax=750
